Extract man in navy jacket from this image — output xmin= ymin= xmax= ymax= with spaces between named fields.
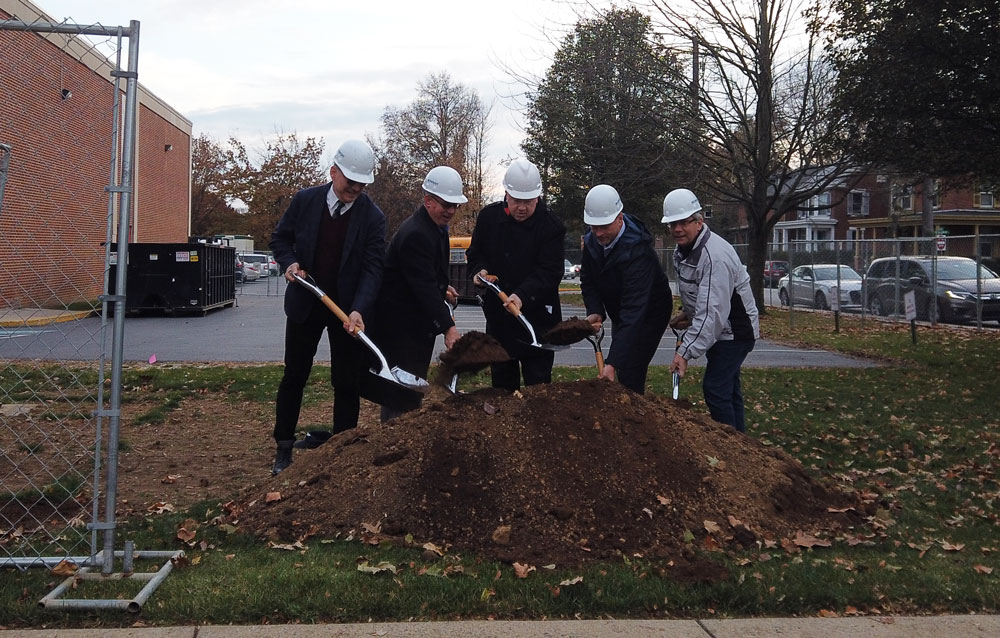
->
xmin=268 ymin=139 xmax=386 ymax=475
xmin=580 ymin=184 xmax=672 ymax=394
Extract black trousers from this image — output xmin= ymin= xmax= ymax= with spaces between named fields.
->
xmin=273 ymin=303 xmax=367 ymax=441
xmin=487 ymin=323 xmax=556 ymax=392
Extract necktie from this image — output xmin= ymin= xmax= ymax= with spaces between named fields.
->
xmin=333 ymin=201 xmax=344 ymax=217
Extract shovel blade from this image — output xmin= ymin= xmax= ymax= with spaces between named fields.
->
xmin=369 ymin=365 xmax=431 ymax=394
xmin=672 ymin=372 xmax=680 ymax=400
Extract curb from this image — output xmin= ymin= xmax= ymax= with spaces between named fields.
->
xmin=0 ymin=310 xmax=94 ymax=328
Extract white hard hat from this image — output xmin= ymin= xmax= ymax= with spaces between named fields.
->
xmin=422 ymin=166 xmax=468 ymax=204
xmin=503 ymin=158 xmax=543 ymax=199
xmin=661 ymin=188 xmax=702 ymax=223
xmin=583 ymin=184 xmax=623 ymax=225
xmin=333 ymin=139 xmax=376 ymax=184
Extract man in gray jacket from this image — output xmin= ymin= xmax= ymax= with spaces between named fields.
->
xmin=664 ymin=188 xmax=759 ymax=432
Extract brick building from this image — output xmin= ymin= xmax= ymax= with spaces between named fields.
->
xmin=0 ymin=0 xmax=192 ymax=309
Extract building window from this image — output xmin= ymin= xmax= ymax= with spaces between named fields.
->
xmin=974 ymin=186 xmax=995 ymax=208
xmin=893 ymin=184 xmax=913 ymax=211
xmin=848 ymin=190 xmax=870 ymax=216
xmin=797 ymin=192 xmax=832 ymax=219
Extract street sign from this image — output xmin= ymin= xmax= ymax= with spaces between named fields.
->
xmin=936 ymin=236 xmax=947 ymax=252
xmin=904 ymin=290 xmax=917 ymax=321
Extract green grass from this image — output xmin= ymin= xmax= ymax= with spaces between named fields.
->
xmin=1 ymin=313 xmax=998 ymax=626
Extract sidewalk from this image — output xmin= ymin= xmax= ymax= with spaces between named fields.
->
xmin=2 ymin=616 xmax=998 ymax=637
xmin=0 ymin=308 xmax=93 ymax=328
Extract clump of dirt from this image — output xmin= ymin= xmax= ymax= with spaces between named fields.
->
xmin=432 ymin=331 xmax=510 ymax=385
xmin=233 ymin=380 xmax=866 ymax=567
xmin=542 ymin=318 xmax=596 ymax=346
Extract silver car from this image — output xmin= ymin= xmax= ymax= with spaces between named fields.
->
xmin=778 ymin=264 xmax=864 ymax=310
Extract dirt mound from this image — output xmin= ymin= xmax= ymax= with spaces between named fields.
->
xmin=233 ymin=380 xmax=864 ymax=567
xmin=432 ymin=331 xmax=510 ymax=386
xmin=542 ymin=318 xmax=596 ymax=346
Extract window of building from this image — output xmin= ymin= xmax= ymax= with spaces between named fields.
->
xmin=797 ymin=192 xmax=832 ymax=218
xmin=974 ymin=186 xmax=995 ymax=208
xmin=848 ymin=190 xmax=870 ymax=216
xmin=893 ymin=184 xmax=913 ymax=211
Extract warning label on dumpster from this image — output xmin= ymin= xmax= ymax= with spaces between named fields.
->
xmin=176 ymin=251 xmax=189 ymax=262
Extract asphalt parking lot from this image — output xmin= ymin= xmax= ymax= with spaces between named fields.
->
xmin=0 ymin=276 xmax=874 ymax=369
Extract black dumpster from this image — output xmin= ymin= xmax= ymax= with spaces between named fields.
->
xmin=108 ymin=243 xmax=236 ymax=315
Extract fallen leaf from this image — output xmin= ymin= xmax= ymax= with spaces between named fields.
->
xmin=50 ymin=559 xmax=77 ymax=577
xmin=818 ymin=609 xmax=839 ymax=618
xmin=361 ymin=521 xmax=382 ymax=534
xmin=513 ymin=562 xmax=535 ymax=578
xmin=656 ymin=495 xmax=672 ymax=505
xmin=357 ymin=560 xmax=397 ymax=575
xmin=161 ymin=474 xmax=181 ymax=484
xmin=422 ymin=542 xmax=444 ymax=556
xmin=483 ymin=401 xmax=498 ymax=415
xmin=176 ymin=527 xmax=196 ymax=543
xmin=704 ymin=520 xmax=721 ymax=534
xmin=973 ymin=565 xmax=993 ymax=575
xmin=559 ymin=576 xmax=583 ymax=586
xmin=793 ymin=531 xmax=832 ymax=548
xmin=941 ymin=541 xmax=965 ymax=552
xmin=265 ymin=491 xmax=281 ymax=503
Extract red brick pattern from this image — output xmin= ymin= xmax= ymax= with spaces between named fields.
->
xmin=0 ymin=14 xmax=190 ymax=309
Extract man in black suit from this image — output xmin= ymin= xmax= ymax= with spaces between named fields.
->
xmin=368 ymin=166 xmax=464 ymax=422
xmin=268 ymin=139 xmax=386 ymax=475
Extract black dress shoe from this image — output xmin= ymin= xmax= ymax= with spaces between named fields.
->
xmin=292 ymin=430 xmax=332 ymax=449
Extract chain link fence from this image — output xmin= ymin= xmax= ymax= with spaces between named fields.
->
xmin=1 ymin=13 xmax=180 ymax=610
xmin=566 ymin=233 xmax=1000 ymax=330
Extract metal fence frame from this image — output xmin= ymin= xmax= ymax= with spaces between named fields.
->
xmin=0 ymin=16 xmax=181 ymax=611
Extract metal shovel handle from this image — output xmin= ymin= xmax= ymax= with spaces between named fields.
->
xmin=474 ymin=273 xmax=542 ymax=346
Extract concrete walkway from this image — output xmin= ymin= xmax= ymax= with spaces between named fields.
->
xmin=2 ymin=616 xmax=999 ymax=637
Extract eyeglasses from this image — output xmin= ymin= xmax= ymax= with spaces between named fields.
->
xmin=429 ymin=194 xmax=459 ymax=210
xmin=667 ymin=216 xmax=698 ymax=229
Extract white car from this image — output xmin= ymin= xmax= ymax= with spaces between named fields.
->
xmin=778 ymin=264 xmax=863 ymax=310
xmin=241 ymin=253 xmax=276 ymax=277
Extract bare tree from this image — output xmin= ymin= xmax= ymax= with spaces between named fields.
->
xmin=368 ymin=72 xmax=492 ymax=236
xmin=642 ymin=0 xmax=862 ymax=311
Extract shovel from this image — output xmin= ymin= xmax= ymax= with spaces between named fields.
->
xmin=585 ymin=324 xmax=605 ymax=373
xmin=293 ymin=274 xmax=430 ymax=394
xmin=671 ymin=328 xmax=683 ymax=400
xmin=443 ymin=297 xmax=459 ymax=394
xmin=473 ymin=274 xmax=569 ymax=351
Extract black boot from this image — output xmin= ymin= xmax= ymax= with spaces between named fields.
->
xmin=271 ymin=440 xmax=294 ymax=476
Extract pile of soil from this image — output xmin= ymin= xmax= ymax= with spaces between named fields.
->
xmin=432 ymin=331 xmax=510 ymax=385
xmin=542 ymin=318 xmax=596 ymax=346
xmin=233 ymin=380 xmax=865 ymax=567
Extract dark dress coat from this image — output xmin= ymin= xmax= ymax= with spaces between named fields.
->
xmin=465 ymin=199 xmax=565 ymax=356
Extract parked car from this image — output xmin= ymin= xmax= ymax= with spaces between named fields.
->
xmin=864 ymin=255 xmax=1000 ymax=323
xmin=241 ymin=262 xmax=260 ymax=282
xmin=778 ymin=264 xmax=864 ymax=310
xmin=762 ymin=260 xmax=789 ymax=287
xmin=241 ymin=253 xmax=275 ymax=277
xmin=563 ymin=259 xmax=578 ymax=280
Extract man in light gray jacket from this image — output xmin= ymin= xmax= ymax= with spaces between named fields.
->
xmin=664 ymin=188 xmax=759 ymax=432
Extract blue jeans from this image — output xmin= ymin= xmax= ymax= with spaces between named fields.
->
xmin=702 ymin=339 xmax=755 ymax=433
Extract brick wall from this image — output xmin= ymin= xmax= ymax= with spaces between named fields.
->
xmin=0 ymin=8 xmax=191 ymax=309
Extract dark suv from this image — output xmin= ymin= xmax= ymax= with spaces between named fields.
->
xmin=864 ymin=256 xmax=1000 ymax=323
xmin=762 ymin=260 xmax=789 ymax=287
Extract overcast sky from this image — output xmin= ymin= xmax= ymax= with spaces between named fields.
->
xmin=35 ymin=0 xmax=606 ymax=184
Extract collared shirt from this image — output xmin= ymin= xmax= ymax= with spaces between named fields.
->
xmin=602 ymin=217 xmax=628 ymax=255
xmin=326 ymin=187 xmax=354 ymax=217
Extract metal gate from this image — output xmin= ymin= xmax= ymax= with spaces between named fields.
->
xmin=0 ymin=10 xmax=180 ymax=611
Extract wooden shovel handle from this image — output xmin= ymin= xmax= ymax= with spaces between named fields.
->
xmin=494 ymin=289 xmax=523 ymax=318
xmin=316 ymin=293 xmax=351 ymax=326
xmin=595 ymin=350 xmax=605 ymax=374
